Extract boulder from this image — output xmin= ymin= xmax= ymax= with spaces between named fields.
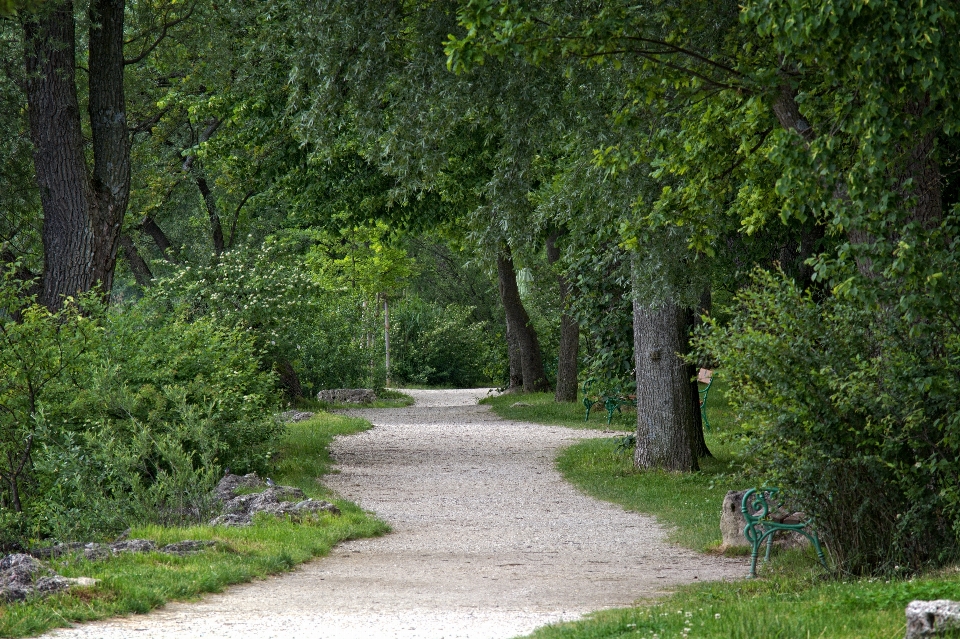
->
xmin=720 ymin=490 xmax=750 ymax=548
xmin=214 ymin=472 xmax=265 ymax=502
xmin=316 ymin=388 xmax=376 ymax=404
xmin=209 ymin=476 xmax=340 ymax=526
xmin=906 ymin=600 xmax=960 ymax=638
xmin=0 ymin=554 xmax=70 ymax=602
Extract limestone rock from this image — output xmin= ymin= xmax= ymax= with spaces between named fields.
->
xmin=720 ymin=490 xmax=750 ymax=548
xmin=0 ymin=554 xmax=69 ymax=602
xmin=210 ymin=476 xmax=340 ymax=526
xmin=111 ymin=539 xmax=157 ymax=554
xmin=159 ymin=540 xmax=217 ymax=555
xmin=279 ymin=410 xmax=315 ymax=423
xmin=214 ymin=472 xmax=266 ymax=502
xmin=316 ymin=388 xmax=376 ymax=404
xmin=906 ymin=600 xmax=960 ymax=638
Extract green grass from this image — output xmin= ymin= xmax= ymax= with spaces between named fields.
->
xmin=0 ymin=412 xmax=388 ymax=638
xmin=481 ymin=391 xmax=635 ymax=431
xmin=494 ymin=378 xmax=960 ymax=639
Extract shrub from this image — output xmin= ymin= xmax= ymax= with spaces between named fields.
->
xmin=695 ymin=269 xmax=960 ymax=575
xmin=391 ymin=297 xmax=499 ymax=387
xmin=0 ymin=267 xmax=281 ymax=546
xmin=151 ymin=241 xmax=372 ymax=398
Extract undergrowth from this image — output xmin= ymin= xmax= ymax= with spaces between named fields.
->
xmin=0 ymin=412 xmax=388 ymax=638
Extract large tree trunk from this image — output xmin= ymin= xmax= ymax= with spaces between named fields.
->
xmin=546 ymin=231 xmax=579 ymax=402
xmin=24 ymin=1 xmax=95 ymax=310
xmin=632 ymin=297 xmax=699 ymax=472
xmin=87 ymin=0 xmax=130 ymax=296
xmin=497 ymin=247 xmax=550 ymax=393
xmin=24 ymin=0 xmax=130 ymax=310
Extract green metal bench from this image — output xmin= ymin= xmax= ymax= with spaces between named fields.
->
xmin=698 ymin=374 xmax=713 ymax=430
xmin=582 ymin=378 xmax=636 ymax=425
xmin=741 ymin=487 xmax=829 ymax=578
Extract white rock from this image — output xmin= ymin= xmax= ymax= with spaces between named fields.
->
xmin=906 ymin=600 xmax=960 ymax=638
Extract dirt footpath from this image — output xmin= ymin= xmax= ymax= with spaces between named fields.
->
xmin=45 ymin=388 xmax=744 ymax=639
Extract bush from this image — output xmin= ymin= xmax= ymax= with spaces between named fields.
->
xmin=151 ymin=241 xmax=372 ymax=398
xmin=0 ymin=268 xmax=281 ymax=547
xmin=390 ymin=297 xmax=499 ymax=387
xmin=695 ymin=269 xmax=960 ymax=575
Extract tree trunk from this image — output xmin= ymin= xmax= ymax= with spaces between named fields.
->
xmin=496 ymin=247 xmax=550 ymax=393
xmin=505 ymin=320 xmax=523 ymax=391
xmin=23 ymin=0 xmax=130 ymax=310
xmin=87 ymin=0 xmax=129 ymax=297
xmin=632 ymin=297 xmax=699 ymax=472
xmin=24 ymin=1 xmax=95 ymax=310
xmin=546 ymin=231 xmax=579 ymax=402
xmin=195 ymin=172 xmax=225 ymax=255
xmin=276 ymin=359 xmax=303 ymax=400
xmin=140 ymin=215 xmax=179 ymax=262
xmin=120 ymin=234 xmax=153 ymax=287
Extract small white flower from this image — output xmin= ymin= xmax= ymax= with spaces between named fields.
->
xmin=715 ymin=613 xmax=721 ymax=620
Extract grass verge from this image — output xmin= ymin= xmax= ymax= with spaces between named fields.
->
xmin=0 ymin=412 xmax=388 ymax=638
xmin=492 ymin=380 xmax=960 ymax=639
xmin=481 ymin=391 xmax=635 ymax=431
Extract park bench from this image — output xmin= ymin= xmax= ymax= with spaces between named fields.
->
xmin=582 ymin=378 xmax=636 ymax=425
xmin=741 ymin=487 xmax=830 ymax=578
xmin=698 ymin=368 xmax=713 ymax=430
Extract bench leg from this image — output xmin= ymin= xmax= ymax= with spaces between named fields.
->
xmin=748 ymin=541 xmax=761 ymax=578
xmin=764 ymin=532 xmax=774 ymax=562
xmin=810 ymin=533 xmax=829 ymax=573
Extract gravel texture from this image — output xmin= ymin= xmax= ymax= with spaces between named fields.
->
xmin=44 ymin=388 xmax=745 ymax=639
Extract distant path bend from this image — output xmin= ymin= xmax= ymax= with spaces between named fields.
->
xmin=46 ymin=388 xmax=744 ymax=639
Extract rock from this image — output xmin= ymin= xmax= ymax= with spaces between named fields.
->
xmin=719 ymin=491 xmax=808 ymax=550
xmin=0 ymin=553 xmax=70 ymax=602
xmin=279 ymin=410 xmax=315 ymax=423
xmin=214 ymin=472 xmax=266 ymax=502
xmin=720 ymin=490 xmax=750 ymax=548
xmin=111 ymin=539 xmax=157 ymax=554
xmin=906 ymin=600 xmax=960 ymax=638
xmin=159 ymin=540 xmax=217 ymax=555
xmin=210 ymin=485 xmax=339 ymax=526
xmin=29 ymin=542 xmax=85 ymax=560
xmin=82 ymin=543 xmax=112 ymax=561
xmin=316 ymin=388 xmax=376 ymax=404
xmin=63 ymin=577 xmax=98 ymax=587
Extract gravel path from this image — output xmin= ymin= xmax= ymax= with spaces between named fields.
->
xmin=45 ymin=388 xmax=745 ymax=639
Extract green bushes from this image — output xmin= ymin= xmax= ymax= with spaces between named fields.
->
xmin=390 ymin=297 xmax=501 ymax=387
xmin=151 ymin=241 xmax=372 ymax=398
xmin=696 ymin=269 xmax=960 ymax=575
xmin=0 ymin=268 xmax=281 ymax=547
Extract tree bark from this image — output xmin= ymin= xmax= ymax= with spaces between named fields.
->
xmin=24 ymin=1 xmax=95 ymax=310
xmin=496 ymin=247 xmax=550 ymax=393
xmin=87 ymin=0 xmax=130 ymax=296
xmin=505 ymin=319 xmax=523 ymax=391
xmin=195 ymin=172 xmax=225 ymax=255
xmin=276 ymin=359 xmax=303 ymax=400
xmin=23 ymin=0 xmax=130 ymax=310
xmin=546 ymin=231 xmax=579 ymax=402
xmin=632 ymin=297 xmax=699 ymax=472
xmin=120 ymin=234 xmax=153 ymax=287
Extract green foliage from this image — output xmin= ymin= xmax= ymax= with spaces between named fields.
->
xmin=0 ymin=412 xmax=389 ymax=638
xmin=151 ymin=240 xmax=372 ymax=396
xmin=695 ymin=270 xmax=960 ymax=575
xmin=0 ymin=268 xmax=282 ymax=547
xmin=391 ymin=297 xmax=501 ymax=387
